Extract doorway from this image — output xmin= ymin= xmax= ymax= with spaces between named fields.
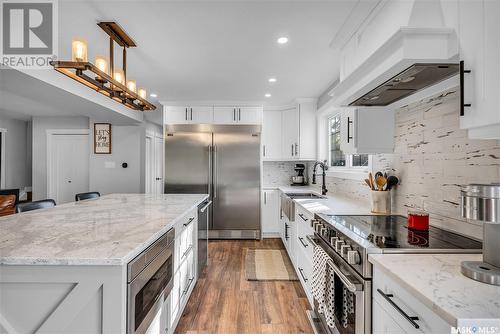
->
xmin=47 ymin=130 xmax=90 ymax=204
xmin=145 ymin=133 xmax=163 ymax=194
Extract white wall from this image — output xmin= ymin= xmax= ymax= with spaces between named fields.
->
xmin=32 ymin=116 xmax=89 ymax=200
xmin=89 ymin=121 xmax=146 ymax=195
xmin=0 ymin=116 xmax=30 ymax=190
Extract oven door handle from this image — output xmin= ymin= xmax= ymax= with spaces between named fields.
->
xmin=327 ymin=259 xmax=363 ymax=293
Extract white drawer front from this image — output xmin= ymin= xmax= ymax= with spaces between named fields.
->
xmin=373 ymin=267 xmax=450 ymax=334
xmin=296 ymin=245 xmax=313 ymax=305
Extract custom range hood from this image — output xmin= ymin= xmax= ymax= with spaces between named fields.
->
xmin=329 ymin=0 xmax=459 ymax=107
xmin=349 ymin=63 xmax=459 ymax=106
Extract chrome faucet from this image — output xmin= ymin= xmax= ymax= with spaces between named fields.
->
xmin=312 ymin=160 xmax=329 ymax=196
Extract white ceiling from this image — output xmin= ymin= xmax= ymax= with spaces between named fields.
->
xmin=57 ymin=0 xmax=357 ymax=105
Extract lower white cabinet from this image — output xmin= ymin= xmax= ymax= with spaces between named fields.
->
xmin=372 ymin=267 xmax=450 ymax=334
xmin=262 ymin=189 xmax=280 ymax=237
xmin=373 ymin=299 xmax=406 ymax=334
xmin=169 ymin=209 xmax=197 ymax=333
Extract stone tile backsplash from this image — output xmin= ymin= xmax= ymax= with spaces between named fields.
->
xmin=263 ymin=161 xmax=302 ymax=187
xmin=313 ymin=88 xmax=500 ymax=240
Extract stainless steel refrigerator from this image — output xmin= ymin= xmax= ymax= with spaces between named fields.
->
xmin=164 ymin=124 xmax=261 ymax=239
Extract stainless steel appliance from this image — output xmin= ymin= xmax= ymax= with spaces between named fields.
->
xmin=309 ymin=214 xmax=482 ymax=334
xmin=291 ymin=164 xmax=306 ymax=185
xmin=164 ymin=124 xmax=261 ymax=239
xmin=197 ymin=199 xmax=211 ymax=276
xmin=461 ymin=183 xmax=500 ymax=285
xmin=127 ymin=228 xmax=175 ymax=334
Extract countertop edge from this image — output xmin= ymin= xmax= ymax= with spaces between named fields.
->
xmin=369 ymin=254 xmax=458 ymax=326
xmin=0 ymin=194 xmax=209 ymax=266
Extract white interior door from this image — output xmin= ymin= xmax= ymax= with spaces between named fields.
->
xmin=154 ymin=136 xmax=163 ymax=194
xmin=49 ymin=133 xmax=89 ymax=204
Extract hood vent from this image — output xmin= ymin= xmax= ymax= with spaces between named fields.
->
xmin=349 ymin=63 xmax=459 ymax=106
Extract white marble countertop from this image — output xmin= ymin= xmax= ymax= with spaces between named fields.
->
xmin=0 ymin=193 xmax=208 ymax=266
xmin=369 ymin=253 xmax=500 ymax=326
xmin=271 ymin=185 xmax=377 ymax=216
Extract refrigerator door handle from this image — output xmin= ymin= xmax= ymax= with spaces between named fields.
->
xmin=208 ymin=145 xmax=212 ymax=197
xmin=213 ymin=145 xmax=218 ymax=199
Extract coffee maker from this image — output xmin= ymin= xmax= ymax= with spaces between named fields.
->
xmin=461 ymin=183 xmax=500 ymax=285
xmin=291 ymin=164 xmax=307 ymax=186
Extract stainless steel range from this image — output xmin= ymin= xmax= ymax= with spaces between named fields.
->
xmin=309 ymin=214 xmax=482 ymax=334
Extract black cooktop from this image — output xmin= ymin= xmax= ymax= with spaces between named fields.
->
xmin=323 ymin=215 xmax=482 ymax=250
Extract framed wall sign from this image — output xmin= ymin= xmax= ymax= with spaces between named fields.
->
xmin=94 ymin=123 xmax=112 ymax=154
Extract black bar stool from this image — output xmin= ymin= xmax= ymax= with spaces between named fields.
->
xmin=16 ymin=199 xmax=56 ymax=213
xmin=75 ymin=192 xmax=101 ymax=201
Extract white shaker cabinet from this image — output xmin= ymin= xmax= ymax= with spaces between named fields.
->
xmin=213 ymin=106 xmax=262 ymax=125
xmin=282 ymin=106 xmax=299 ymax=160
xmin=372 ymin=267 xmax=450 ymax=334
xmin=164 ymin=106 xmax=213 ymax=124
xmin=340 ymin=107 xmax=394 ymax=154
xmin=261 ymin=189 xmax=280 ymax=237
xmin=262 ymin=110 xmax=283 ymax=160
xmin=458 ymin=0 xmax=500 ymax=139
xmin=280 ymin=99 xmax=317 ymax=160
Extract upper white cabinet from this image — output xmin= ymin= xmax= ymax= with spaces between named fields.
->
xmin=262 ymin=110 xmax=282 ymax=160
xmin=164 ymin=106 xmax=213 ymax=124
xmin=262 ymin=99 xmax=317 ymax=161
xmin=340 ymin=107 xmax=394 ymax=154
xmin=165 ymin=105 xmax=262 ymax=125
xmin=282 ymin=106 xmax=299 ymax=160
xmin=213 ymin=106 xmax=262 ymax=125
xmin=457 ymin=0 xmax=500 ymax=139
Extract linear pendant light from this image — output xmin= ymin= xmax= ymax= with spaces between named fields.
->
xmin=50 ymin=22 xmax=156 ymax=111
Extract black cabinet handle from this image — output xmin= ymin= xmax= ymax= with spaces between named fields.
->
xmin=190 ymin=108 xmax=193 ymax=121
xmin=285 ymin=223 xmax=289 ymax=240
xmin=347 ymin=116 xmax=353 ymax=143
xmin=182 ymin=277 xmax=194 ymax=296
xmin=298 ymin=213 xmax=308 ymax=222
xmin=377 ymin=289 xmax=420 ymax=329
xmin=183 ymin=217 xmax=195 ymax=227
xmin=460 ymin=60 xmax=472 ymax=117
xmin=298 ymin=237 xmax=308 ymax=248
xmin=233 ymin=108 xmax=236 ymax=121
xmin=298 ymin=268 xmax=308 ymax=282
xmin=185 ymin=108 xmax=188 ymax=121
xmin=238 ymin=108 xmax=241 ymax=121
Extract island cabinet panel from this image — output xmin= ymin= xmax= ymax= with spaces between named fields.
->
xmin=0 ymin=264 xmax=126 ymax=334
xmin=169 ymin=208 xmax=198 ymax=333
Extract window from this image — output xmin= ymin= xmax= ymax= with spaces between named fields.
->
xmin=328 ymin=115 xmax=370 ymax=169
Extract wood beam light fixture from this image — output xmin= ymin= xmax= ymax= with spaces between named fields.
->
xmin=50 ymin=22 xmax=156 ymax=111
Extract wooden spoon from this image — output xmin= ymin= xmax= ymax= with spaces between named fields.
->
xmin=368 ymin=173 xmax=375 ymax=190
xmin=375 ymin=175 xmax=387 ymax=191
xmin=364 ymin=179 xmax=372 ymax=189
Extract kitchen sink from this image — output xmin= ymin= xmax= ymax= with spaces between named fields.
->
xmin=285 ymin=193 xmax=326 ymax=199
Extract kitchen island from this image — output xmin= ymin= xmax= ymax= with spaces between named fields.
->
xmin=0 ymin=193 xmax=208 ymax=334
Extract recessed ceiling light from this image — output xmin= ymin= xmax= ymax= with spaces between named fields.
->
xmin=150 ymin=93 xmax=157 ymax=98
xmin=265 ymin=93 xmax=271 ymax=98
xmin=268 ymin=77 xmax=277 ymax=83
xmin=277 ymin=37 xmax=288 ymax=44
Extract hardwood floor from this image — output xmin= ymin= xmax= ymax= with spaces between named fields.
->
xmin=174 ymin=239 xmax=314 ymax=334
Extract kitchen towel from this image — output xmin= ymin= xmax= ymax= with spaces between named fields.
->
xmin=312 ymin=245 xmax=336 ymax=329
